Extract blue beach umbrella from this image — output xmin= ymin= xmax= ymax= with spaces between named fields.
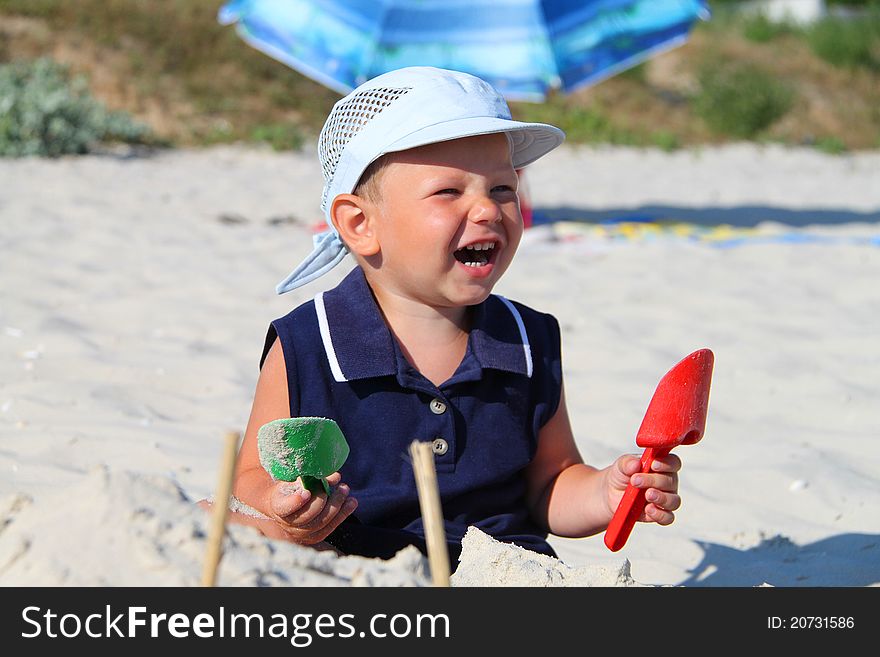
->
xmin=218 ymin=0 xmax=710 ymax=102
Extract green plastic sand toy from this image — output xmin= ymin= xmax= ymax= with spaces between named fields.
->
xmin=257 ymin=417 xmax=350 ymax=495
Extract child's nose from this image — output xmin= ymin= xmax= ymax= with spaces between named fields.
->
xmin=468 ymin=197 xmax=502 ymax=224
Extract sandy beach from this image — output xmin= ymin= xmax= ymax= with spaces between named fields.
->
xmin=1 ymin=142 xmax=878 ymax=586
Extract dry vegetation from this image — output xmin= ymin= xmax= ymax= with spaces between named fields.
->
xmin=1 ymin=0 xmax=878 ymax=152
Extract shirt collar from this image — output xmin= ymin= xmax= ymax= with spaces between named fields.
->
xmin=316 ymin=267 xmax=532 ymax=383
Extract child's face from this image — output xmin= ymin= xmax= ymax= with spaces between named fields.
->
xmin=365 ymin=132 xmax=523 ymax=308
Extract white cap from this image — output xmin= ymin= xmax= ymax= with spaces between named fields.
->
xmin=276 ymin=66 xmax=565 ymax=294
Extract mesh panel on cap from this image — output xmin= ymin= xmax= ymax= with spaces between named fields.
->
xmin=319 ymin=86 xmax=412 ymax=211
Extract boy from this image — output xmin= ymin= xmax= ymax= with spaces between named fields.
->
xmin=231 ymin=67 xmax=681 ymax=563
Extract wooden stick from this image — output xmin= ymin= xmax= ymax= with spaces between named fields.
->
xmin=201 ymin=430 xmax=241 ymax=587
xmin=409 ymin=440 xmax=451 ymax=587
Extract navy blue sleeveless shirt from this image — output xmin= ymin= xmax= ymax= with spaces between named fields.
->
xmin=260 ymin=267 xmax=563 ymax=565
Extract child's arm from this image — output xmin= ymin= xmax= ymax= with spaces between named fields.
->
xmin=523 ymin=384 xmax=681 ymax=538
xmin=233 ymin=338 xmax=358 ymax=545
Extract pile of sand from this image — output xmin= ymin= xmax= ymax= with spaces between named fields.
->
xmin=0 ymin=466 xmax=427 ymax=586
xmin=452 ymin=527 xmax=642 ymax=587
xmin=0 ymin=466 xmax=640 ymax=587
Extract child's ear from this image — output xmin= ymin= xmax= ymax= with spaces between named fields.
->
xmin=331 ymin=194 xmax=380 ymax=257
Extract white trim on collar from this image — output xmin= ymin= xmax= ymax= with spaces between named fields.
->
xmin=314 ymin=292 xmax=347 ymax=383
xmin=495 ymin=295 xmax=533 ymax=378
xmin=315 ymin=285 xmax=532 ymax=382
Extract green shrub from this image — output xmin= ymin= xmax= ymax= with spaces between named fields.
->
xmin=825 ymin=0 xmax=876 ymax=7
xmin=815 ymin=136 xmax=847 ymax=154
xmin=250 ymin=123 xmax=305 ymax=151
xmin=693 ymin=62 xmax=794 ymax=138
xmin=650 ymin=131 xmax=680 ymax=151
xmin=742 ymin=12 xmax=799 ymax=42
xmin=0 ymin=57 xmax=150 ymax=157
xmin=514 ymin=102 xmax=642 ymax=145
xmin=807 ymin=13 xmax=880 ymax=69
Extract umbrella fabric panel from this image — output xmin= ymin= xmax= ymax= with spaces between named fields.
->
xmin=371 ymin=0 xmax=557 ymax=101
xmin=545 ymin=0 xmax=710 ymax=92
xmin=219 ymin=0 xmax=388 ymax=95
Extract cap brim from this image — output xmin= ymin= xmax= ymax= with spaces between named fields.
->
xmin=383 ymin=116 xmax=565 ymax=169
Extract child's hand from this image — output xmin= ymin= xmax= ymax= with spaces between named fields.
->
xmin=605 ymin=454 xmax=682 ymax=526
xmin=267 ymin=472 xmax=358 ymax=545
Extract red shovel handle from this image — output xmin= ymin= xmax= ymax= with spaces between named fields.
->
xmin=604 ymin=447 xmax=668 ymax=552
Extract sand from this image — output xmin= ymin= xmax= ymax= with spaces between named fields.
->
xmin=451 ymin=526 xmax=642 ymax=587
xmin=0 ymin=465 xmax=637 ymax=587
xmin=0 ymin=465 xmax=430 ymax=586
xmin=1 ymin=142 xmax=878 ymax=586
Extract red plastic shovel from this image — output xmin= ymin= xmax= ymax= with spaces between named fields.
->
xmin=604 ymin=349 xmax=714 ymax=552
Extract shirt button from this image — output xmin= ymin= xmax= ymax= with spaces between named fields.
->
xmin=429 ymin=398 xmax=447 ymax=415
xmin=431 ymin=437 xmax=449 ymax=456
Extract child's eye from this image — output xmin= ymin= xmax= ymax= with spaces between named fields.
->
xmin=492 ymin=185 xmax=516 ymax=195
xmin=435 ymin=188 xmax=459 ymax=196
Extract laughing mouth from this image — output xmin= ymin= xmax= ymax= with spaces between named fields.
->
xmin=453 ymin=241 xmax=496 ymax=267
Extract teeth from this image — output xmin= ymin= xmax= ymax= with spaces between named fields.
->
xmin=465 ymin=242 xmax=495 ymax=251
